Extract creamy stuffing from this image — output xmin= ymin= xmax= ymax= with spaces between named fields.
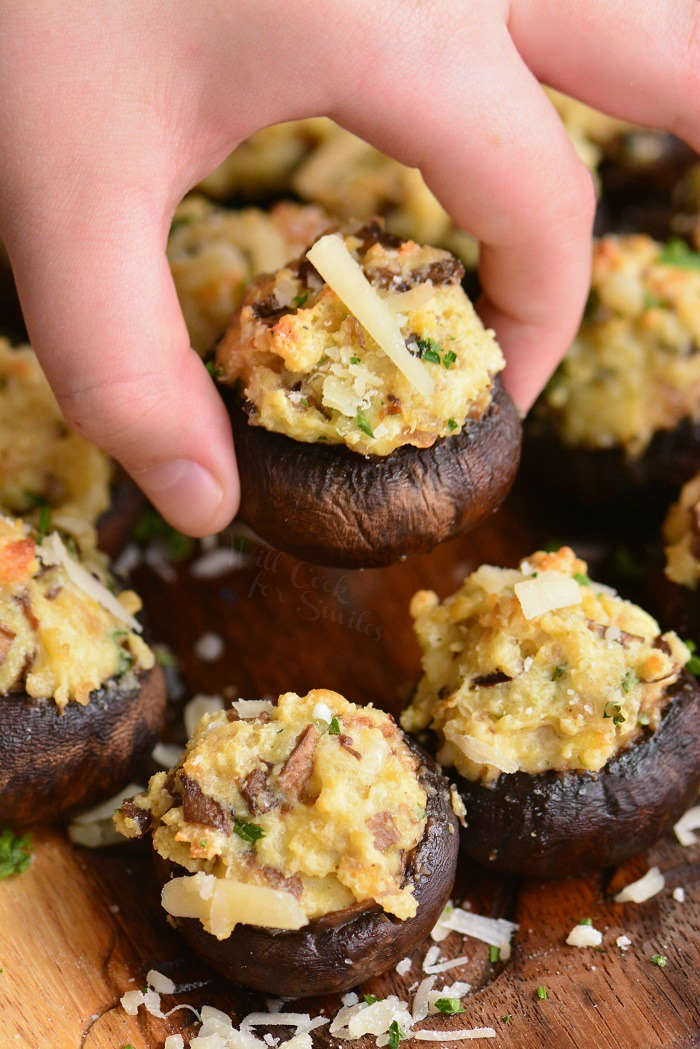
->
xmin=216 ymin=224 xmax=503 ymax=455
xmin=401 ymin=547 xmax=689 ymax=783
xmin=0 ymin=339 xmax=111 ymax=541
xmin=168 ymin=195 xmax=332 ymax=354
xmin=664 ymin=472 xmax=700 ymax=589
xmin=116 ymin=689 xmax=427 ymax=931
xmin=538 ymin=235 xmax=700 ymax=456
xmin=0 ymin=516 xmax=153 ymax=709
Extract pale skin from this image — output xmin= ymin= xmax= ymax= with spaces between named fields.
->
xmin=0 ymin=2 xmax=698 ymax=535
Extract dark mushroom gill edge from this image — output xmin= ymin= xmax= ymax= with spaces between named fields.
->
xmin=154 ymin=736 xmax=459 ymax=997
xmin=221 ymin=376 xmax=521 ymax=568
xmin=444 ymin=671 xmax=700 ymax=879
xmin=0 ymin=664 xmax=166 ymax=826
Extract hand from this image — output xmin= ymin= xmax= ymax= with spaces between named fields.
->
xmin=0 ymin=1 xmax=697 ymax=534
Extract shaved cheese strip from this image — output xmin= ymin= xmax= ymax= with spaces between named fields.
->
xmin=442 ymin=724 xmax=519 ymax=775
xmin=70 ymin=783 xmax=144 ymax=825
xmin=423 ymin=955 xmax=469 ymax=975
xmin=412 ymin=1027 xmax=496 ymax=1040
xmin=614 ymin=866 xmax=665 ymax=903
xmin=231 ymin=699 xmax=275 ymax=719
xmin=147 ymin=969 xmax=175 ymax=995
xmin=37 ymin=532 xmax=142 ymax=632
xmin=514 ymin=571 xmax=582 ymax=620
xmin=439 ymin=908 xmax=518 ymax=960
xmin=396 ymin=957 xmax=412 ymax=975
xmin=385 ymin=283 xmax=436 ymax=313
xmin=673 ymin=805 xmax=700 ymax=846
xmin=412 ymin=976 xmax=436 ymax=1021
xmin=306 ymin=234 xmax=433 ymax=397
xmin=566 ymin=923 xmax=603 ymax=947
xmin=164 ymin=1036 xmax=185 ymax=1049
xmin=161 ymin=872 xmax=308 ymax=939
xmin=422 ymin=945 xmax=440 ymax=970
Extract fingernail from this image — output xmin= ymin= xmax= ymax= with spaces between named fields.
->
xmin=134 ymin=459 xmax=224 ymax=535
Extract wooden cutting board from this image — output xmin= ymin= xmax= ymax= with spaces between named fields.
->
xmin=0 ymin=486 xmax=698 ymax=1049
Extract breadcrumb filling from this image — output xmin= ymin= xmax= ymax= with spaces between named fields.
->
xmin=216 ymin=225 xmax=504 ymax=456
xmin=539 ymin=235 xmax=700 ymax=456
xmin=664 ymin=472 xmax=700 ymax=589
xmin=116 ymin=690 xmax=427 ymax=926
xmin=401 ymin=547 xmax=689 ymax=783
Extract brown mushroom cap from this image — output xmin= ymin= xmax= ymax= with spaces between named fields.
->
xmin=449 ymin=671 xmax=699 ymax=879
xmin=523 ymin=414 xmax=700 ymax=521
xmin=223 ymin=376 xmax=521 ymax=568
xmin=0 ymin=665 xmax=166 ymax=825
xmin=154 ymin=738 xmax=459 ymax=996
xmin=648 ymin=571 xmax=700 ymax=644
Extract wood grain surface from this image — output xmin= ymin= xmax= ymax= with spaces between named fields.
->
xmin=0 ymin=486 xmax=698 ymax=1049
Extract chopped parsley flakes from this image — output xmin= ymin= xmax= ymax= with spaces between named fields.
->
xmin=0 ymin=829 xmax=32 ymax=880
xmin=620 ymin=670 xmax=638 ymax=694
xmin=356 ymin=409 xmax=375 ymax=438
xmin=603 ymin=701 xmax=626 ymax=726
xmin=578 ymin=917 xmax=593 ymax=926
xmin=659 ymin=239 xmax=700 ymax=271
xmin=489 ymin=945 xmax=501 ymax=963
xmin=573 ymin=572 xmax=591 ymax=586
xmin=233 ymin=819 xmax=265 ymax=844
xmin=684 ymin=639 xmax=700 ymax=676
xmin=434 ymin=998 xmax=465 ymax=1015
xmin=536 ymin=985 xmax=548 ymax=1000
xmin=292 ymin=292 xmax=309 ymax=308
xmin=446 ymin=418 xmax=459 ymax=432
xmin=552 ymin=664 xmax=567 ymax=681
xmin=328 ymin=716 xmax=341 ymax=735
xmin=649 ymin=953 xmax=667 ymax=968
xmin=364 ymin=994 xmax=380 ymax=1005
xmin=442 ymin=349 xmax=457 ymax=370
xmin=388 ymin=1020 xmax=405 ymax=1049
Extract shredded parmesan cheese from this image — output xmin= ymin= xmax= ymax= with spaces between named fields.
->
xmin=36 ymin=532 xmax=142 ymax=632
xmin=431 ymin=904 xmax=518 ymax=960
xmin=614 ymin=866 xmax=665 ymax=903
xmin=184 ymin=694 xmax=225 ymax=737
xmin=230 ymin=698 xmax=275 ymax=719
xmin=673 ymin=805 xmax=700 ymax=846
xmin=566 ymin=923 xmax=603 ymax=948
xmin=306 ymin=234 xmax=433 ymax=397
xmin=514 ymin=571 xmax=583 ymax=620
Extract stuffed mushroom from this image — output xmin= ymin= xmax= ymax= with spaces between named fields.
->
xmin=115 ymin=689 xmax=460 ymax=996
xmin=401 ymin=546 xmax=699 ymax=878
xmin=526 ymin=235 xmax=700 ymax=515
xmin=0 ymin=515 xmax=166 ymax=824
xmin=214 ymin=223 xmax=521 ymax=567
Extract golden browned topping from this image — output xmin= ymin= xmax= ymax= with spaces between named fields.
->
xmin=0 ymin=516 xmax=153 ymax=709
xmin=168 ymin=195 xmax=333 ymax=354
xmin=216 ymin=224 xmax=503 ymax=456
xmin=0 ymin=339 xmax=111 ymax=540
xmin=664 ymin=472 xmax=700 ymax=589
xmin=401 ymin=547 xmax=689 ymax=784
xmin=538 ymin=235 xmax=700 ymax=456
xmin=116 ymin=689 xmax=427 ymax=934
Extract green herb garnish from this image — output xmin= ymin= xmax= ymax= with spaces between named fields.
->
xmin=328 ymin=715 xmax=341 ymax=735
xmin=388 ymin=1020 xmax=405 ymax=1049
xmin=434 ymin=998 xmax=465 ymax=1015
xmin=552 ymin=664 xmax=566 ymax=681
xmin=536 ymin=985 xmax=548 ymax=1000
xmin=659 ymin=239 xmax=700 ymax=271
xmin=155 ymin=645 xmax=176 ymax=667
xmin=446 ymin=418 xmax=459 ymax=432
xmin=133 ymin=508 xmax=194 ymax=562
xmin=649 ymin=954 xmax=667 ymax=968
xmin=578 ymin=917 xmax=593 ymax=926
xmin=350 ymin=356 xmax=362 ymax=365
xmin=501 ymin=1015 xmax=512 ymax=1024
xmin=292 ymin=292 xmax=309 ymax=308
xmin=233 ymin=819 xmax=265 ymax=844
xmin=415 ymin=337 xmax=443 ymax=364
xmin=356 ymin=409 xmax=375 ymax=438
xmin=205 ymin=360 xmax=224 ymax=379
xmin=0 ymin=829 xmax=32 ymax=880
xmin=442 ymin=350 xmax=457 ymax=370
xmin=489 ymin=945 xmax=500 ymax=963
xmin=621 ymin=670 xmax=638 ymax=694
xmin=603 ymin=701 xmax=626 ymax=725
xmin=684 ymin=639 xmax=700 ymax=676
xmin=573 ymin=572 xmax=591 ymax=586
xmin=37 ymin=504 xmax=52 ymax=539
xmin=363 ymin=994 xmax=380 ymax=1005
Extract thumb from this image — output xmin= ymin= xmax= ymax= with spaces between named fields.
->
xmin=4 ymin=199 xmax=238 ymax=537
